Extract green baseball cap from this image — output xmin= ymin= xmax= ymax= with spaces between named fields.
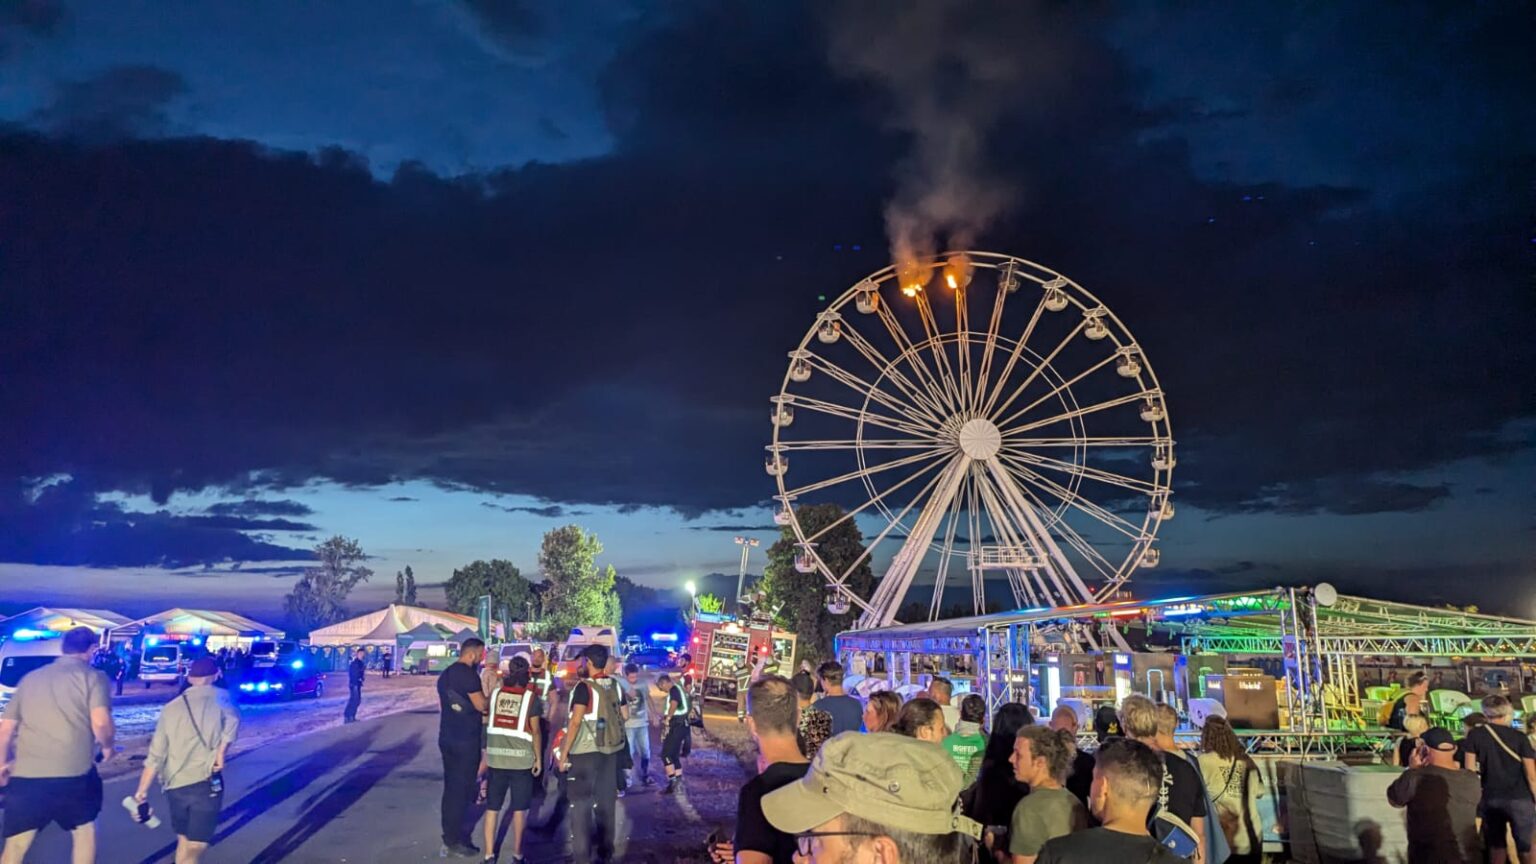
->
xmin=762 ymin=732 xmax=982 ymax=838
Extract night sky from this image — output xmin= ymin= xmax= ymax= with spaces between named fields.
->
xmin=1 ymin=1 xmax=1532 ymax=622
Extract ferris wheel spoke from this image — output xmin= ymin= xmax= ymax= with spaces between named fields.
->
xmin=982 ymin=460 xmax=1099 ymax=606
xmin=929 ymin=470 xmax=967 ymax=620
xmin=803 ymin=351 xmax=944 ymax=431
xmin=830 ymin=455 xmax=960 ymax=595
xmin=979 ymin=295 xmax=1047 ymax=418
xmin=913 ymin=290 xmax=965 ymax=411
xmin=992 ymin=350 xmax=1120 ymax=431
xmin=838 ymin=322 xmax=952 ymax=422
xmin=785 ymin=394 xmax=936 ymax=439
xmin=1003 ymin=449 xmax=1160 ymax=496
xmin=775 ymin=438 xmax=940 ymax=451
xmin=971 ymin=266 xmax=1011 ymax=414
xmin=972 ymin=466 xmax=1073 ymax=607
xmin=862 ymin=458 xmax=971 ymax=626
xmin=1000 ymin=455 xmax=1148 ymax=539
xmin=800 ymin=454 xmax=952 ymax=545
xmin=1012 ymin=480 xmax=1117 ymax=579
xmin=999 ymin=391 xmax=1156 ymax=438
xmin=952 ymin=285 xmax=973 ymax=414
xmin=780 ymin=448 xmax=950 ymax=500
xmin=1007 ymin=436 xmax=1169 ymax=448
xmin=875 ymin=298 xmax=958 ymax=416
xmin=986 ymin=316 xmax=1088 ymax=429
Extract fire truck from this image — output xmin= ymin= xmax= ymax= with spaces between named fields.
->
xmin=685 ymin=611 xmax=797 ymax=706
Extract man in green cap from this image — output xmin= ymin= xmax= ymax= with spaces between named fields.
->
xmin=761 ymin=732 xmax=980 ymax=863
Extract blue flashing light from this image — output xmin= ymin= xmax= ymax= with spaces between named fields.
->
xmin=290 ymin=660 xmax=304 ymax=669
xmin=11 ymin=628 xmax=59 ymax=641
xmin=256 ymin=682 xmax=269 ymax=692
xmin=239 ymin=682 xmax=254 ymax=691
xmin=650 ymin=633 xmax=678 ymax=643
xmin=190 ymin=637 xmax=203 ymax=647
xmin=272 ymin=683 xmax=283 ymax=691
xmin=146 ymin=636 xmax=160 ymax=647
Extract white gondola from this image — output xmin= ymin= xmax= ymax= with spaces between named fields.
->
xmin=794 ymin=543 xmax=818 ymax=574
xmin=789 ymin=356 xmax=812 ymax=383
xmin=1116 ymin=350 xmax=1142 ymax=378
xmin=825 ymin=588 xmax=851 ymax=615
xmin=1140 ymin=546 xmax=1161 ymax=568
xmin=765 ymin=453 xmax=788 ymax=476
xmin=1161 ymin=499 xmax=1175 ymax=520
xmin=817 ymin=314 xmax=842 ymax=345
xmin=1151 ymin=445 xmax=1175 ymax=471
xmin=855 ymin=283 xmax=880 ymax=314
xmin=771 ymin=404 xmax=795 ymax=427
xmin=1083 ymin=309 xmax=1109 ymax=341
xmin=773 ymin=501 xmax=793 ymax=526
xmin=1140 ymin=396 xmax=1165 ymax=423
xmin=1044 ymin=287 xmax=1069 ymax=312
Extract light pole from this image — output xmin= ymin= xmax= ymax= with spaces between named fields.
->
xmin=733 ymin=536 xmax=760 ymax=608
xmin=685 ymin=580 xmax=698 ymax=615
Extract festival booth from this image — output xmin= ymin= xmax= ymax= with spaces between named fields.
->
xmin=112 ymin=608 xmax=285 ymax=652
xmin=836 ymin=584 xmax=1536 ymax=860
xmin=308 ymin=604 xmax=494 ymax=672
xmin=0 ymin=608 xmax=129 ymax=642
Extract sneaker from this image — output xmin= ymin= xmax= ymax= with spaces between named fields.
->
xmin=617 ymin=786 xmax=626 ymax=798
xmin=445 ymin=843 xmax=479 ymax=858
xmin=659 ymin=777 xmax=675 ymax=795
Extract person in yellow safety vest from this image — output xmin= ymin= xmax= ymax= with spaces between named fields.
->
xmin=480 ymin=656 xmax=542 ymax=864
xmin=658 ymin=671 xmax=692 ymax=795
xmin=528 ymin=648 xmax=558 ymax=757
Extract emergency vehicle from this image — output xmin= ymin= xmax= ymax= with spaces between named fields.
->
xmin=685 ymin=612 xmax=796 ymax=706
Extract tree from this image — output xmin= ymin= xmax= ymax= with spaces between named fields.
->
xmin=403 ymin=565 xmax=418 ymax=605
xmin=696 ymin=593 xmax=726 ymax=615
xmin=443 ymin=559 xmax=533 ymax=620
xmin=760 ymin=504 xmax=873 ymax=661
xmin=394 ymin=570 xmax=406 ymax=604
xmin=539 ymin=525 xmax=622 ymax=636
xmin=283 ymin=535 xmax=373 ymax=637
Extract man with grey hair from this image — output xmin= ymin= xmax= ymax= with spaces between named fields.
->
xmin=1121 ymin=695 xmax=1205 ymax=861
xmin=1463 ymin=693 xmax=1536 ymax=864
xmin=762 ymin=732 xmax=980 ymax=863
xmin=0 ymin=626 xmax=115 ymax=864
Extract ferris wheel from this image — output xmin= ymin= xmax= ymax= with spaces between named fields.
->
xmin=767 ymin=251 xmax=1175 ymax=630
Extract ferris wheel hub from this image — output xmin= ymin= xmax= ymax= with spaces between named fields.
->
xmin=957 ymin=417 xmax=1003 ymax=460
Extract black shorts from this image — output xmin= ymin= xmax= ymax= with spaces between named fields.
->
xmin=485 ymin=768 xmax=535 ymax=813
xmin=1483 ymin=797 xmax=1536 ymax=852
xmin=165 ymin=782 xmax=223 ymax=843
xmin=2 ymin=770 xmax=103 ymax=837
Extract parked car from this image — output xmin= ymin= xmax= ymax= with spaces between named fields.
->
xmin=248 ymin=640 xmax=302 ymax=668
xmin=625 ymin=645 xmax=675 ymax=668
xmin=236 ymin=657 xmax=325 ymax=701
xmin=488 ymin=641 xmax=549 ymax=675
xmin=0 ymin=636 xmax=64 ymax=712
xmin=139 ymin=643 xmax=189 ymax=687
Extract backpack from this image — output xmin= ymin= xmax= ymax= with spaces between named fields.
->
xmin=1151 ymin=758 xmax=1201 ymax=859
xmin=577 ymin=678 xmax=626 ymax=753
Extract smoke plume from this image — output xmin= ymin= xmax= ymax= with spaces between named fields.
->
xmin=827 ymin=1 xmax=1057 ymax=274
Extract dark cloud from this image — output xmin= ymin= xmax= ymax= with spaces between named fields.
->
xmin=0 ymin=1 xmax=1532 ymax=580
xmin=479 ymin=501 xmax=587 ymax=518
xmin=0 ymin=0 xmax=66 ymax=59
xmin=204 ymin=499 xmax=315 ymax=518
xmin=387 ymin=496 xmax=419 ymax=502
xmin=32 ymin=65 xmax=188 ymax=142
xmin=686 ymin=525 xmax=781 ymax=533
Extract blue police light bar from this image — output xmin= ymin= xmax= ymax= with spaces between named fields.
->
xmin=190 ymin=637 xmax=203 ymax=647
xmin=146 ymin=636 xmax=160 ymax=646
xmin=291 ymin=660 xmax=305 ymax=669
xmin=650 ymin=633 xmax=679 ymax=643
xmin=11 ymin=628 xmax=60 ymax=641
xmin=256 ymin=682 xmax=269 ymax=692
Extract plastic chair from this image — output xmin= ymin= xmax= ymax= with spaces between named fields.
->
xmin=1429 ymin=689 xmax=1471 ymax=729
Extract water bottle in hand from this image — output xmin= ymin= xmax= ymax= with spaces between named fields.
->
xmin=121 ymin=796 xmax=162 ymax=829
xmin=208 ymin=770 xmax=223 ymax=796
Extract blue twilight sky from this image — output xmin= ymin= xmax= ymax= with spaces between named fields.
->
xmin=0 ymin=1 xmax=1531 ymax=623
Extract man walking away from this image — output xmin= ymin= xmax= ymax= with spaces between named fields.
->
xmin=1036 ymin=739 xmax=1186 ymax=864
xmin=439 ymin=639 xmax=489 ymax=858
xmin=344 ymin=648 xmax=366 ymax=723
xmin=930 ymin=677 xmax=960 ymax=735
xmin=622 ymin=663 xmax=653 ymax=787
xmin=1121 ymin=695 xmax=1205 ymax=861
xmin=1389 ymin=727 xmax=1481 ymax=864
xmin=812 ymin=661 xmax=863 ymax=736
xmin=1464 ymin=693 xmax=1536 ymax=864
xmin=657 ymin=672 xmax=691 ymax=794
xmin=761 ymin=732 xmax=981 ymax=863
xmin=0 ymin=626 xmax=115 ymax=864
xmin=557 ymin=644 xmax=626 ymax=864
xmin=482 ymin=656 xmax=541 ymax=864
xmin=132 ymin=658 xmax=240 ymax=864
xmin=709 ymin=675 xmax=809 ymax=864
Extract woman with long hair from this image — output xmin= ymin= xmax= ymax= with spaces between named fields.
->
xmin=789 ymin=671 xmax=833 ymax=758
xmin=891 ymin=697 xmax=948 ymax=742
xmin=963 ymin=702 xmax=1035 ymax=846
xmin=1198 ymin=716 xmax=1267 ymax=864
xmin=862 ymin=690 xmax=901 ymax=734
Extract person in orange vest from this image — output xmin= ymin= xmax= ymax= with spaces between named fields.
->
xmin=480 ymin=656 xmax=542 ymax=864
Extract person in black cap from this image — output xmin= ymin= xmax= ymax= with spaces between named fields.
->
xmin=1388 ymin=726 xmax=1481 ymax=864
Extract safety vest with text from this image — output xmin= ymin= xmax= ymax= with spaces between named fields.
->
xmin=570 ymin=677 xmax=625 ymax=755
xmin=486 ymin=686 xmax=537 ymax=769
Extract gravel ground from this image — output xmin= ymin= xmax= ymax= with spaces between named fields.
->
xmin=101 ymin=673 xmax=439 ymax=781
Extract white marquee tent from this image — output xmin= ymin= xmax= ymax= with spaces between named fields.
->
xmin=307 ymin=604 xmax=494 ymax=647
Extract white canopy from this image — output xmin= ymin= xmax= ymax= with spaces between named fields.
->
xmin=1 ymin=607 xmax=130 ymax=636
xmin=307 ymin=604 xmax=489 ymax=647
xmin=112 ymin=608 xmax=285 ymax=639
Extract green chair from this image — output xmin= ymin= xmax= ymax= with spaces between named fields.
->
xmin=1428 ymin=690 xmax=1472 ymax=729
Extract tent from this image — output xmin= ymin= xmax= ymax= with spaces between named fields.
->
xmin=449 ymin=627 xmax=481 ymax=645
xmin=307 ymin=604 xmax=484 ymax=647
xmin=0 ymin=607 xmax=129 ymax=638
xmin=111 ymin=608 xmax=284 ymax=650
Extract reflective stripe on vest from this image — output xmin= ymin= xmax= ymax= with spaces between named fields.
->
xmin=487 ymin=687 xmax=534 ymax=742
xmin=581 ymin=680 xmax=605 ymax=724
xmin=671 ymin=686 xmax=689 ymax=716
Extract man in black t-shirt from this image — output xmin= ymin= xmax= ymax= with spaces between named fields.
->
xmin=1038 ymin=739 xmax=1185 ymax=864
xmin=436 ymin=638 xmax=488 ymax=857
xmin=344 ymin=648 xmax=366 ymax=723
xmin=1121 ymin=695 xmax=1206 ymax=861
xmin=709 ymin=675 xmax=809 ymax=864
xmin=1462 ymin=694 xmax=1536 ymax=864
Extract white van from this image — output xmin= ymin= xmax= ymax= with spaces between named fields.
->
xmin=488 ymin=641 xmax=549 ymax=674
xmin=0 ymin=637 xmax=64 ymax=711
xmin=139 ymin=643 xmax=188 ymax=686
xmin=555 ymin=626 xmax=619 ymax=678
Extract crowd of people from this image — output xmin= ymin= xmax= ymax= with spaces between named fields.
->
xmin=701 ymin=663 xmax=1536 ymax=864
